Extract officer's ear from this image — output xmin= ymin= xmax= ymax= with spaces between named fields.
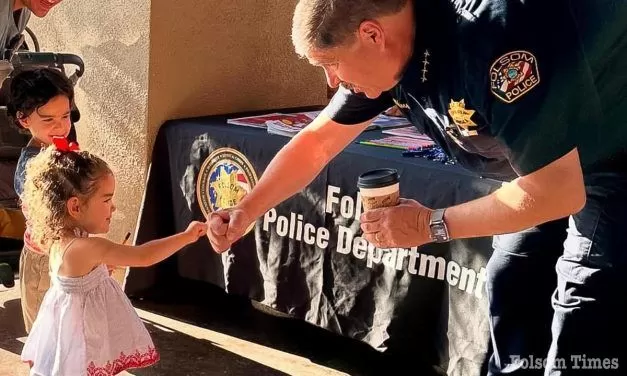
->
xmin=358 ymin=20 xmax=385 ymax=49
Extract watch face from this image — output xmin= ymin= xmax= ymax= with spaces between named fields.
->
xmin=431 ymin=224 xmax=449 ymax=242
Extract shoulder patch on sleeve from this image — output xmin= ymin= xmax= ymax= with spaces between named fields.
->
xmin=489 ymin=50 xmax=540 ymax=103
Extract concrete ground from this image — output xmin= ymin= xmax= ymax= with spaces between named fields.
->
xmin=0 ymin=275 xmax=441 ymax=376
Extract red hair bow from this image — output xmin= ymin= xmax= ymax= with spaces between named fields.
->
xmin=52 ymin=136 xmax=80 ymax=152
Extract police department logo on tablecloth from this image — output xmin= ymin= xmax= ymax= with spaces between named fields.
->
xmin=490 ymin=50 xmax=540 ymax=103
xmin=196 ymin=148 xmax=258 ymax=234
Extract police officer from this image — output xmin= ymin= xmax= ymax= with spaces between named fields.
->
xmin=208 ymin=0 xmax=627 ymax=374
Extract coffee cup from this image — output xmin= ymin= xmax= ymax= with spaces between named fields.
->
xmin=357 ymin=168 xmax=400 ymax=211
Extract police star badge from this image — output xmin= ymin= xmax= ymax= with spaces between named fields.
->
xmin=448 ymin=99 xmax=478 ymax=136
xmin=489 ymin=50 xmax=540 ymax=103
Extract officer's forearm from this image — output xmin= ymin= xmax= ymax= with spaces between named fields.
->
xmin=238 ymin=115 xmax=370 ymax=221
xmin=238 ymin=132 xmax=328 ymax=220
xmin=439 ymin=150 xmax=586 ymax=239
xmin=441 ymin=175 xmax=585 ymax=240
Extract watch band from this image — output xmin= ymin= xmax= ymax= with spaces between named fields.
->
xmin=431 ymin=208 xmax=445 ymax=223
xmin=429 ymin=208 xmax=450 ymax=243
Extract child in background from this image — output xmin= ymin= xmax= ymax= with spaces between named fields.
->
xmin=20 ymin=143 xmax=208 ymax=375
xmin=7 ymin=68 xmax=75 ymax=333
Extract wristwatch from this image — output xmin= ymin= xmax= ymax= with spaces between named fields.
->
xmin=429 ymin=208 xmax=450 ymax=243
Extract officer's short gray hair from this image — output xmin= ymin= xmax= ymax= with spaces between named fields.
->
xmin=292 ymin=0 xmax=409 ymax=57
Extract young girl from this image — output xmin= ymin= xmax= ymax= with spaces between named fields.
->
xmin=7 ymin=67 xmax=77 ymax=333
xmin=19 ymin=143 xmax=208 ymax=375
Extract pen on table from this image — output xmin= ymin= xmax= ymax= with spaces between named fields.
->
xmin=121 ymin=232 xmax=131 ymax=245
xmin=107 ymin=232 xmax=130 ymax=276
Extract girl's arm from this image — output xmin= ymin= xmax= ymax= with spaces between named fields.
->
xmin=84 ymin=221 xmax=208 ymax=267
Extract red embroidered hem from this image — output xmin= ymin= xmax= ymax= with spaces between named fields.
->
xmin=87 ymin=346 xmax=159 ymax=376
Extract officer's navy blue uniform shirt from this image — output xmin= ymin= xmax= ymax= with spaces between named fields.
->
xmin=325 ymin=0 xmax=627 ymax=180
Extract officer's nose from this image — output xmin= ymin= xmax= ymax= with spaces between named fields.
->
xmin=323 ymin=67 xmax=341 ymax=89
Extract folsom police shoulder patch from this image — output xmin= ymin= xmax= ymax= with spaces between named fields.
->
xmin=196 ymin=147 xmax=259 ymax=235
xmin=489 ymin=50 xmax=540 ymax=103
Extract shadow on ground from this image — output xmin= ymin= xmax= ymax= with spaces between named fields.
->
xmin=130 ymin=278 xmax=442 ymax=376
xmin=133 ymin=320 xmax=289 ymax=376
xmin=0 ymin=297 xmax=26 ymax=354
xmin=0 ymin=277 xmax=443 ymax=376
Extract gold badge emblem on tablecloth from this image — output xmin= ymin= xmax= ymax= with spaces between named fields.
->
xmin=196 ymin=148 xmax=259 ymax=235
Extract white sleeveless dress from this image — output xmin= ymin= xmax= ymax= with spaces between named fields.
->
xmin=21 ymin=239 xmax=159 ymax=375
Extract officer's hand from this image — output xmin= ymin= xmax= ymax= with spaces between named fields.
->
xmin=360 ymin=198 xmax=432 ymax=248
xmin=207 ymin=208 xmax=252 ymax=253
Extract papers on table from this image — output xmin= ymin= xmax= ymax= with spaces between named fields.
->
xmin=227 ymin=111 xmax=413 ymax=137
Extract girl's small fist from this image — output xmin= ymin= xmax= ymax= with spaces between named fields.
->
xmin=186 ymin=221 xmax=208 ymax=241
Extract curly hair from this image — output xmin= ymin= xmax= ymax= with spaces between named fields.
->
xmin=292 ymin=0 xmax=409 ymax=56
xmin=6 ymin=68 xmax=74 ymax=131
xmin=21 ymin=146 xmax=112 ymax=250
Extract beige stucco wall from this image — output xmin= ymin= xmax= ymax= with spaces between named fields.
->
xmin=29 ymin=0 xmax=151 ymax=248
xmin=29 ymin=1 xmax=326 ymax=247
xmin=147 ymin=1 xmax=327 ymax=156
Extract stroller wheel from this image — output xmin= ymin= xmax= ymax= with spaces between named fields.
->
xmin=0 ymin=263 xmax=15 ymax=288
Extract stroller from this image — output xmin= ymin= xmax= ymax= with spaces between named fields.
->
xmin=0 ymin=27 xmax=85 ymax=288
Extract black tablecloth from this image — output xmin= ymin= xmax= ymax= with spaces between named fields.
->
xmin=126 ymin=109 xmax=502 ymax=375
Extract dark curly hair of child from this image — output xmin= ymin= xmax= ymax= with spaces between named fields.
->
xmin=6 ymin=68 xmax=74 ymax=131
xmin=21 ymin=146 xmax=111 ymax=249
